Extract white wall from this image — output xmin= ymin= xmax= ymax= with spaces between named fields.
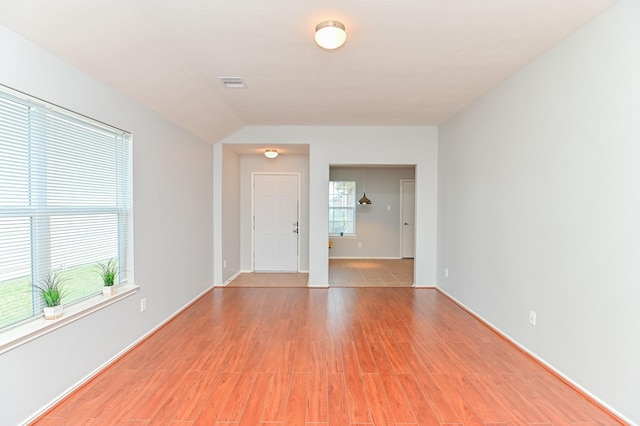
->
xmin=0 ymin=26 xmax=214 ymax=425
xmin=437 ymin=0 xmax=640 ymax=422
xmin=329 ymin=166 xmax=415 ymax=258
xmin=240 ymin=155 xmax=310 ymax=272
xmin=220 ymin=126 xmax=438 ymax=287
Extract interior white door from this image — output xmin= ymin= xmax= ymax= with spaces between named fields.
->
xmin=401 ymin=180 xmax=415 ymax=258
xmin=253 ymin=173 xmax=299 ymax=271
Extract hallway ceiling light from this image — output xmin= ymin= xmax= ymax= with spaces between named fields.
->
xmin=264 ymin=149 xmax=278 ymax=159
xmin=315 ymin=20 xmax=347 ymax=50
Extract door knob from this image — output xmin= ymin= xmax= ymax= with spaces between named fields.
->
xmin=404 ymin=222 xmax=409 ymax=225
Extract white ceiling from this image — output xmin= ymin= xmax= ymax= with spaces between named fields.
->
xmin=0 ymin=0 xmax=617 ymax=144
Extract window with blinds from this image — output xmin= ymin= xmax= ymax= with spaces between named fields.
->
xmin=0 ymin=85 xmax=132 ymax=330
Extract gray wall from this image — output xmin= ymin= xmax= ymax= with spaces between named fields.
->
xmin=329 ymin=166 xmax=415 ymax=258
xmin=437 ymin=0 xmax=640 ymax=422
xmin=0 ymin=25 xmax=214 ymax=425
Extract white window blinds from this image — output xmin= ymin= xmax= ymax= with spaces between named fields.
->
xmin=0 ymin=86 xmax=132 ymax=329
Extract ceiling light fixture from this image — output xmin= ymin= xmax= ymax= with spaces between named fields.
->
xmin=315 ymin=20 xmax=347 ymax=50
xmin=264 ymin=149 xmax=278 ymax=159
xmin=358 ymin=167 xmax=372 ymax=205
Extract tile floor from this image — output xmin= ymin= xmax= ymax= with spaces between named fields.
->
xmin=227 ymin=259 xmax=414 ymax=288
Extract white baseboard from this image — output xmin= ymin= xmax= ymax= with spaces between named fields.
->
xmin=220 ymin=271 xmax=242 ymax=287
xmin=329 ymin=256 xmax=403 ymax=260
xmin=23 ymin=283 xmax=216 ymax=426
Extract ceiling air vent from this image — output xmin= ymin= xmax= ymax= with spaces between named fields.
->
xmin=219 ymin=77 xmax=246 ymax=88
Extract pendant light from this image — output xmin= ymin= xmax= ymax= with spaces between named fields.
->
xmin=358 ymin=167 xmax=372 ymax=205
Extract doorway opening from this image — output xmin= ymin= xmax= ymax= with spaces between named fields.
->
xmin=328 ymin=165 xmax=416 ymax=287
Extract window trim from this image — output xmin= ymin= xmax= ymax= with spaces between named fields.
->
xmin=0 ymin=284 xmax=138 ymax=355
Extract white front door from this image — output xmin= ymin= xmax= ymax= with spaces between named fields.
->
xmin=253 ymin=173 xmax=299 ymax=271
xmin=401 ymin=179 xmax=415 ymax=258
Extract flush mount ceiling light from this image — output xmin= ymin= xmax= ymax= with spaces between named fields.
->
xmin=315 ymin=20 xmax=347 ymax=50
xmin=264 ymin=149 xmax=278 ymax=159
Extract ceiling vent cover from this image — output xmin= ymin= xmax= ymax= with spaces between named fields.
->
xmin=219 ymin=77 xmax=246 ymax=88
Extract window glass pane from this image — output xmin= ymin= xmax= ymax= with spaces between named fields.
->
xmin=50 ymin=214 xmax=119 ymax=303
xmin=0 ymin=217 xmax=33 ymax=328
xmin=329 ymin=180 xmax=357 ymax=235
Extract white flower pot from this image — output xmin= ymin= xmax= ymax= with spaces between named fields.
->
xmin=103 ymin=286 xmax=116 ymax=297
xmin=43 ymin=305 xmax=63 ymax=320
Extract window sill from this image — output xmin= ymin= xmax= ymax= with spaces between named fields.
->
xmin=0 ymin=284 xmax=139 ymax=355
xmin=329 ymin=234 xmax=356 ymax=238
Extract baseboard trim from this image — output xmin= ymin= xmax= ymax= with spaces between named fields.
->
xmin=329 ymin=256 xmax=403 ymax=260
xmin=26 ymin=283 xmax=217 ymax=426
xmin=435 ymin=287 xmax=631 ymax=426
xmin=220 ymin=270 xmax=242 ymax=287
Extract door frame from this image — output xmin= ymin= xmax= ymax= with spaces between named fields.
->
xmin=399 ymin=179 xmax=416 ymax=259
xmin=251 ymin=172 xmax=301 ymax=272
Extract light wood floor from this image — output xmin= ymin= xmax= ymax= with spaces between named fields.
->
xmin=35 ymin=287 xmax=621 ymax=425
xmin=228 ymin=259 xmax=414 ymax=288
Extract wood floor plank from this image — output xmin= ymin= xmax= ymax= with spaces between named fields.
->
xmin=325 ymin=338 xmax=344 ymax=373
xmin=307 ymin=341 xmax=329 ymax=423
xmin=33 ymin=283 xmax=624 ymax=426
xmin=192 ymin=372 xmax=240 ymax=425
xmin=327 ymin=373 xmax=351 ymax=425
xmin=150 ymin=371 xmax=202 ymax=423
xmin=283 ymin=372 xmax=309 ymax=426
xmin=397 ymin=342 xmax=459 ymax=423
xmin=395 ymin=373 xmax=441 ymax=426
xmin=431 ymin=373 xmax=484 ymax=426
xmin=362 ymin=373 xmax=396 ymax=426
xmin=351 ymin=322 xmax=378 ymax=373
xmin=379 ymin=372 xmax=416 ymax=424
xmin=172 ymin=368 xmax=221 ymax=421
xmin=217 ymin=371 xmax=256 ymax=423
xmin=262 ymin=340 xmax=297 ymax=422
xmin=238 ymin=372 xmax=273 ymax=426
xmin=341 ymin=341 xmax=372 ymax=423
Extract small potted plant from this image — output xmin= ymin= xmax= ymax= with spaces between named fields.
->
xmin=35 ymin=272 xmax=66 ymax=320
xmin=98 ymin=258 xmax=118 ymax=297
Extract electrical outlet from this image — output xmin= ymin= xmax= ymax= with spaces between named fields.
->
xmin=529 ymin=310 xmax=536 ymax=326
xmin=444 ymin=268 xmax=449 ymax=278
xmin=357 ymin=242 xmax=362 ymax=248
xmin=223 ymin=260 xmax=227 ymax=268
xmin=141 ymin=298 xmax=147 ymax=313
